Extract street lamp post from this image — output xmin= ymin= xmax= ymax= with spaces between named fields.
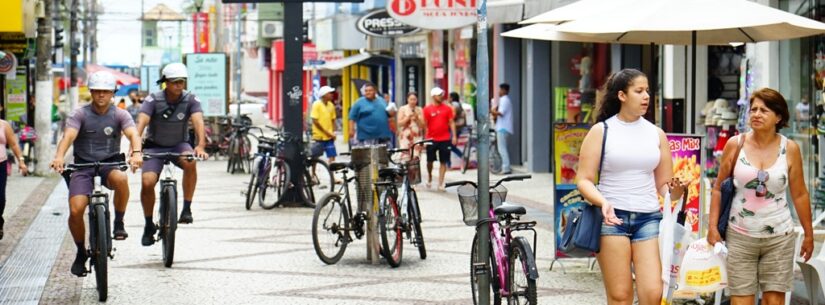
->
xmin=475 ymin=0 xmax=492 ymax=304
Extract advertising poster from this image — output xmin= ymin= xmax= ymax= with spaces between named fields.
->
xmin=5 ymin=70 xmax=27 ymax=123
xmin=185 ymin=53 xmax=227 ymax=117
xmin=553 ymin=185 xmax=593 ymax=258
xmin=553 ymin=123 xmax=590 ymax=185
xmin=664 ymin=134 xmax=703 ymax=233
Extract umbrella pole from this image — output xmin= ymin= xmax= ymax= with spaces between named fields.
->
xmin=691 ymin=30 xmax=697 ymax=134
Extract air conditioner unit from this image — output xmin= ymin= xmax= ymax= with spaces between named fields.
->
xmin=261 ymin=21 xmax=283 ymax=39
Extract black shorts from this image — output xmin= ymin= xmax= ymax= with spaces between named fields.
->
xmin=426 ymin=141 xmax=451 ymax=163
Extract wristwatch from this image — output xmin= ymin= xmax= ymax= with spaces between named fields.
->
xmin=131 ymin=150 xmax=142 ymax=156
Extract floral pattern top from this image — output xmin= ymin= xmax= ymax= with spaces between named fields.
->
xmin=729 ymin=134 xmax=793 ymax=238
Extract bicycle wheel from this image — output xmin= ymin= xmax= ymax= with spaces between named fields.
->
xmin=308 ymin=159 xmax=334 ymax=202
xmin=490 ymin=144 xmax=503 ymax=174
xmin=245 ymin=168 xmax=258 ymax=210
xmin=311 ymin=192 xmax=349 ymax=265
xmin=260 ymin=159 xmax=290 ymax=209
xmin=25 ymin=142 xmax=36 ymax=170
xmin=161 ymin=185 xmax=177 ymax=268
xmin=471 ymin=232 xmax=502 ymax=305
xmin=239 ymin=135 xmax=252 ymax=174
xmin=378 ymin=189 xmax=403 ymax=268
xmin=508 ymin=238 xmax=537 ymax=304
xmin=226 ymin=137 xmax=237 ymax=173
xmin=409 ymin=189 xmax=426 ymax=260
xmin=461 ymin=139 xmax=472 ymax=174
xmin=92 ymin=204 xmax=108 ymax=302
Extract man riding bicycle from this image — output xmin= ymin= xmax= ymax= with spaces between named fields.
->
xmin=50 ymin=71 xmax=143 ymax=276
xmin=136 ymin=62 xmax=209 ymax=246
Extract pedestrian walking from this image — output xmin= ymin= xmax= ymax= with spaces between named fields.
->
xmin=448 ymin=92 xmax=466 ymax=164
xmin=348 ymin=82 xmax=393 ymax=146
xmin=310 ymin=86 xmax=337 ymax=163
xmin=491 ymin=83 xmax=513 ymax=174
xmin=117 ymin=98 xmax=127 ymax=110
xmin=126 ymin=89 xmax=142 ymax=121
xmin=397 ymin=92 xmax=425 ymax=159
xmin=422 ymin=87 xmax=456 ymax=191
xmin=707 ymin=88 xmax=814 ymax=305
xmin=0 ymin=117 xmax=29 ymax=240
xmin=576 ymin=69 xmax=685 ymax=305
xmin=385 ymin=92 xmax=398 ymax=148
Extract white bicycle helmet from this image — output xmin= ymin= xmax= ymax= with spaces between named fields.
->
xmin=87 ymin=71 xmax=117 ymax=91
xmin=158 ymin=63 xmax=188 ymax=84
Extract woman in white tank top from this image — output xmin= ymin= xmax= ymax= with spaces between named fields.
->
xmin=707 ymin=88 xmax=813 ymax=304
xmin=0 ymin=119 xmax=30 ymax=240
xmin=577 ymin=69 xmax=686 ymax=305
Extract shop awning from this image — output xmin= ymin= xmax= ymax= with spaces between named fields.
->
xmin=318 ymin=52 xmax=393 ymax=71
xmin=488 ymin=0 xmax=525 ymax=24
xmin=85 ymin=64 xmax=140 ymax=86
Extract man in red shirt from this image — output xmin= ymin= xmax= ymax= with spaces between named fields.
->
xmin=423 ymin=87 xmax=457 ymax=191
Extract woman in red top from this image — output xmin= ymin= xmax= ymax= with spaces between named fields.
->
xmin=423 ymin=87 xmax=457 ymax=191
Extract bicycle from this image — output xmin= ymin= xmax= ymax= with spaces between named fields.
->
xmin=461 ymin=127 xmax=502 ymax=174
xmin=143 ymin=152 xmax=198 ymax=268
xmin=446 ymin=175 xmax=539 ymax=305
xmin=61 ymin=161 xmax=128 ymax=302
xmin=260 ymin=128 xmax=333 ymax=208
xmin=375 ymin=139 xmax=432 ymax=267
xmin=244 ymin=127 xmax=289 ymax=210
xmin=311 ymin=152 xmax=370 ymax=264
xmin=226 ymin=122 xmax=254 ymax=174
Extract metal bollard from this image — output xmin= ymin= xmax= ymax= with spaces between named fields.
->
xmin=352 ymin=144 xmax=388 ymax=264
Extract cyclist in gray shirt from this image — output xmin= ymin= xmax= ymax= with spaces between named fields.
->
xmin=136 ymin=63 xmax=209 ymax=247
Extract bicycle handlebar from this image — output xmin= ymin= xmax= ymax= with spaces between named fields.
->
xmin=387 ymin=139 xmax=434 ymax=158
xmin=444 ymin=174 xmax=532 ymax=189
xmin=64 ymin=161 xmax=129 ymax=172
xmin=142 ymin=152 xmax=201 ymax=161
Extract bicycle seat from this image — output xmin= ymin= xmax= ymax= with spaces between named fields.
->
xmin=379 ymin=167 xmax=404 ymax=178
xmin=493 ymin=204 xmax=526 ymax=216
xmin=257 ymin=143 xmax=275 ymax=152
xmin=329 ymin=162 xmax=352 ymax=172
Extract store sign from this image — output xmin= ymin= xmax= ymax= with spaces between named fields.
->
xmin=357 ymin=9 xmax=420 ymax=37
xmin=5 ymin=69 xmax=27 ymax=123
xmin=387 ymin=0 xmax=478 ymax=30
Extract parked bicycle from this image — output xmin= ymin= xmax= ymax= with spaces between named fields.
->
xmin=375 ymin=139 xmax=432 ymax=267
xmin=461 ymin=127 xmax=502 ymax=174
xmin=244 ymin=126 xmax=287 ymax=210
xmin=226 ymin=122 xmax=254 ymax=174
xmin=61 ymin=161 xmax=128 ymax=302
xmin=143 ymin=152 xmax=199 ymax=267
xmin=446 ymin=175 xmax=539 ymax=305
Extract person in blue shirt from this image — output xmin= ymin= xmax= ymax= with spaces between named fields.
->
xmin=348 ymin=82 xmax=394 ymax=146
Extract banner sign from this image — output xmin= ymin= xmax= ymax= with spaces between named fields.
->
xmin=664 ymin=134 xmax=704 ymax=233
xmin=185 ymin=53 xmax=228 ymax=117
xmin=553 ymin=123 xmax=590 ymax=185
xmin=357 ymin=9 xmax=420 ymax=37
xmin=5 ymin=69 xmax=27 ymax=123
xmin=387 ymin=0 xmax=477 ymax=30
xmin=193 ymin=13 xmax=210 ymax=53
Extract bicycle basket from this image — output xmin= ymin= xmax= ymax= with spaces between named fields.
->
xmin=405 ymin=158 xmax=422 ymax=185
xmin=456 ymin=184 xmax=508 ymax=226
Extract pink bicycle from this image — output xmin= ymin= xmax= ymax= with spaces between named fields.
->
xmin=446 ymin=175 xmax=538 ymax=305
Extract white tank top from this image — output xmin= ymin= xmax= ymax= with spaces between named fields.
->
xmin=598 ymin=115 xmax=661 ymax=213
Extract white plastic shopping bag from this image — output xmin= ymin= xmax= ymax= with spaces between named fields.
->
xmin=660 ymin=191 xmax=695 ymax=305
xmin=677 ymin=238 xmax=728 ymax=293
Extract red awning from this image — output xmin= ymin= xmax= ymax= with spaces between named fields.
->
xmin=85 ymin=64 xmax=140 ymax=86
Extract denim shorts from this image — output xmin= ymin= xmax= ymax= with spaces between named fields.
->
xmin=600 ymin=209 xmax=662 ymax=243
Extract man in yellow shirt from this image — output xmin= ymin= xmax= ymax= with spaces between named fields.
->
xmin=311 ymin=86 xmax=337 ymax=162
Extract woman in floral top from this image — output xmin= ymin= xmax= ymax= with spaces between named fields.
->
xmin=397 ymin=92 xmax=425 ymax=159
xmin=708 ymin=88 xmax=813 ymax=305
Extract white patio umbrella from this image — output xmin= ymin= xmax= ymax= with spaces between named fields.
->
xmin=519 ymin=0 xmax=637 ymax=25
xmin=511 ymin=0 xmax=825 ymax=132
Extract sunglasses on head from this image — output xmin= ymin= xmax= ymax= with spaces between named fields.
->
xmin=755 ymin=170 xmax=769 ymax=197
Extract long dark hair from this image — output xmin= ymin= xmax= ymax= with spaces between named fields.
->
xmin=595 ymin=68 xmax=647 ymax=123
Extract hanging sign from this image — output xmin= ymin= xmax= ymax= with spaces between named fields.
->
xmin=387 ymin=0 xmax=477 ymax=30
xmin=357 ymin=9 xmax=420 ymax=37
xmin=185 ymin=53 xmax=228 ymax=117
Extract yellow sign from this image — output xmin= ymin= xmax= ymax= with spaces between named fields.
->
xmin=684 ymin=266 xmax=722 ymax=287
xmin=0 ymin=0 xmax=24 ymax=33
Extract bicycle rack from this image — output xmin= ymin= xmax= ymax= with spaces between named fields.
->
xmin=351 ymin=145 xmax=388 ymax=265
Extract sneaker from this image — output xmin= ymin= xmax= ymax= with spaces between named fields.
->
xmin=113 ymin=221 xmax=128 ymax=240
xmin=179 ymin=209 xmax=193 ymax=224
xmin=141 ymin=224 xmax=157 ymax=246
xmin=70 ymin=251 xmax=88 ymax=277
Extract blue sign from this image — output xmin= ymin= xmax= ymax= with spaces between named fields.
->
xmin=185 ymin=53 xmax=227 ymax=117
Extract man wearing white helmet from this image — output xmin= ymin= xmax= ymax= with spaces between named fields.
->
xmin=50 ymin=71 xmax=144 ymax=277
xmin=136 ymin=62 xmax=208 ymax=246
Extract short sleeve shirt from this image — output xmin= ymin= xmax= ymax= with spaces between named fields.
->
xmin=495 ymin=95 xmax=514 ymax=134
xmin=348 ymin=96 xmax=392 ymax=141
xmin=423 ymin=102 xmax=454 ymax=142
xmin=139 ymin=92 xmax=204 ymax=117
xmin=311 ymin=100 xmax=336 ymax=141
xmin=66 ymin=107 xmax=135 ymax=131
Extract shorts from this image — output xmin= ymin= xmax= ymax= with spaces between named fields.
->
xmin=68 ymin=166 xmax=118 ymax=197
xmin=726 ymin=229 xmax=795 ymax=295
xmin=426 ymin=141 xmax=451 ymax=163
xmin=311 ymin=140 xmax=337 ymax=158
xmin=142 ymin=142 xmax=194 ymax=174
xmin=600 ymin=209 xmax=662 ymax=243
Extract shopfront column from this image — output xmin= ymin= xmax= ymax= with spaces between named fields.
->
xmin=525 ymin=39 xmax=551 ymax=172
xmin=498 ymin=31 xmax=522 ymax=166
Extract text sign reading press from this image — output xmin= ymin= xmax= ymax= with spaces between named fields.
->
xmin=357 ymin=9 xmax=420 ymax=37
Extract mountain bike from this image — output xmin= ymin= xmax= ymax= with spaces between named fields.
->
xmin=446 ymin=175 xmax=539 ymax=305
xmin=244 ymin=129 xmax=282 ymax=210
xmin=143 ymin=152 xmax=198 ymax=268
xmin=461 ymin=127 xmax=502 ymax=174
xmin=61 ymin=161 xmax=128 ymax=302
xmin=311 ymin=153 xmax=370 ymax=264
xmin=257 ymin=127 xmax=294 ymax=209
xmin=375 ymin=139 xmax=432 ymax=267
